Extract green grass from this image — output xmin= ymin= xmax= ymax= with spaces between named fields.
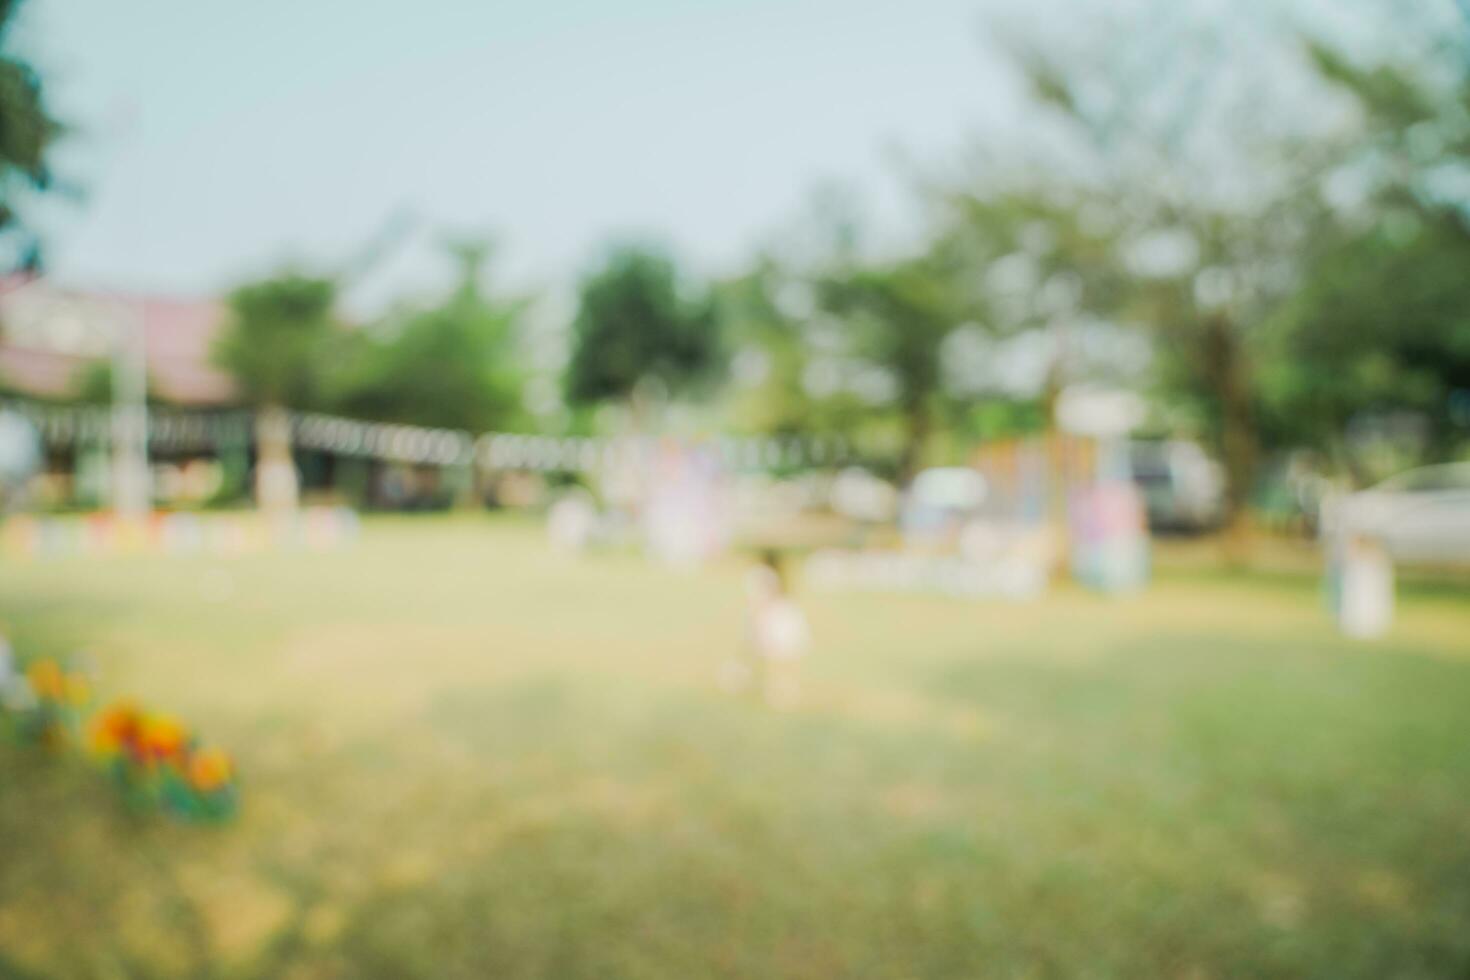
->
xmin=1 ymin=516 xmax=1469 ymax=979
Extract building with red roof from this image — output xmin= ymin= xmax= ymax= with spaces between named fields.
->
xmin=0 ymin=276 xmax=236 ymax=406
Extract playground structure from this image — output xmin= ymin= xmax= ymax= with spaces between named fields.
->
xmin=805 ymin=432 xmax=1150 ymax=601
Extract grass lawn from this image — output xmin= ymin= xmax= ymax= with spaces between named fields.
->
xmin=1 ymin=516 xmax=1469 ymax=979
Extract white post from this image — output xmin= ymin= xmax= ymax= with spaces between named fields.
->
xmin=110 ymin=299 xmax=150 ymax=519
xmin=254 ymin=404 xmax=299 ymax=514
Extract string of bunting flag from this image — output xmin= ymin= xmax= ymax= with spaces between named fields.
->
xmin=3 ymin=399 xmax=251 ymax=453
xmin=4 ymin=398 xmax=855 ymax=473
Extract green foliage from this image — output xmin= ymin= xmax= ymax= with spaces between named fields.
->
xmin=716 ymin=258 xmax=848 ymax=437
xmin=68 ymin=360 xmax=167 ymax=406
xmin=1256 ymin=46 xmax=1470 ymax=464
xmin=816 ymin=254 xmax=963 ymax=477
xmin=333 ymin=246 xmax=527 ymax=432
xmin=969 ymin=12 xmax=1352 ymax=512
xmin=953 ymin=397 xmax=1049 ymax=442
xmin=1261 ymin=211 xmax=1470 ymax=454
xmin=936 ymin=189 xmax=1125 ymax=326
xmin=68 ymin=359 xmax=113 ymax=404
xmin=715 ymin=263 xmax=805 ymax=434
xmin=0 ymin=0 xmax=61 ymax=269
xmin=213 ymin=274 xmax=338 ymax=409
xmin=564 ymin=245 xmax=720 ymax=406
xmin=819 ymin=259 xmax=953 ymax=409
xmin=1305 ymin=42 xmax=1444 ymax=144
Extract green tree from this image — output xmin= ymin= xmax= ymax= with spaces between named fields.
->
xmin=929 ymin=187 xmax=1134 ymax=537
xmin=1256 ymin=41 xmax=1470 ymax=475
xmin=716 ymin=256 xmax=840 ymax=437
xmin=932 ymin=187 xmax=1133 ymax=405
xmin=214 ymin=274 xmax=338 ymax=512
xmin=990 ymin=2 xmax=1352 ymax=548
xmin=716 ymin=185 xmax=889 ymax=458
xmin=334 ymin=243 xmax=527 ymax=433
xmin=1260 ymin=212 xmax=1470 ymax=472
xmin=564 ymin=245 xmax=720 ymax=414
xmin=817 ymin=254 xmax=962 ymax=482
xmin=216 ymin=274 xmax=337 ymax=409
xmin=0 ymin=0 xmax=61 ymax=271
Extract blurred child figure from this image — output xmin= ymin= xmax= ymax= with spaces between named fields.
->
xmin=722 ymin=550 xmax=810 ymax=708
xmin=547 ymin=488 xmax=598 ymax=555
xmin=1333 ymin=532 xmax=1394 ymax=639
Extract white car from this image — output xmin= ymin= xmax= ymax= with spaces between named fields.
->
xmin=1330 ymin=463 xmax=1470 ymax=565
xmin=1127 ymin=439 xmax=1226 ymax=532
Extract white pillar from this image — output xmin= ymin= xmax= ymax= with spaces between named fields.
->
xmin=110 ymin=301 xmax=150 ymax=519
xmin=254 ymin=404 xmax=299 ymax=514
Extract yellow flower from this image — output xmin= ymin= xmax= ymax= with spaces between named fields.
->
xmin=25 ymin=659 xmax=65 ymax=701
xmin=64 ymin=673 xmax=90 ymax=707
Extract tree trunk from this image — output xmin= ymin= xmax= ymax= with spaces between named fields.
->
xmin=1204 ymin=315 xmax=1258 ymax=565
xmin=254 ymin=404 xmax=299 ymax=514
xmin=898 ymin=400 xmax=931 ymax=486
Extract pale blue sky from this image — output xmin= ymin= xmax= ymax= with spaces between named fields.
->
xmin=24 ymin=0 xmax=1017 ymax=306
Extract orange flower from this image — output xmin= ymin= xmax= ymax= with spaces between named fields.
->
xmin=90 ymin=701 xmax=142 ymax=756
xmin=139 ymin=714 xmax=187 ymax=763
xmin=187 ymin=746 xmax=232 ymax=792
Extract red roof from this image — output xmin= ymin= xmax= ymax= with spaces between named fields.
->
xmin=0 ymin=277 xmax=237 ymax=406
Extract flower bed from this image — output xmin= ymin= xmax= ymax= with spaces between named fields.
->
xmin=1 ymin=641 xmax=236 ymax=822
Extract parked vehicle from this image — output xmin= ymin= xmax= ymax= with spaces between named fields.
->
xmin=1126 ymin=440 xmax=1226 ymax=533
xmin=1328 ymin=463 xmax=1470 ymax=565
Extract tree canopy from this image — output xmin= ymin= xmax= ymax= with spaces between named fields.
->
xmin=214 ymin=274 xmax=338 ymax=410
xmin=816 ymin=254 xmax=964 ymax=479
xmin=564 ymin=245 xmax=720 ymax=407
xmin=333 ymin=243 xmax=528 ymax=433
xmin=0 ymin=0 xmax=62 ymax=271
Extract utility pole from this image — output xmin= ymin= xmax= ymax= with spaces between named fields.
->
xmin=110 ymin=297 xmax=149 ymax=519
xmin=107 ymin=94 xmax=150 ymax=520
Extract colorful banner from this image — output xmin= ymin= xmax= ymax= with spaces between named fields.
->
xmin=0 ymin=507 xmax=359 ymax=561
